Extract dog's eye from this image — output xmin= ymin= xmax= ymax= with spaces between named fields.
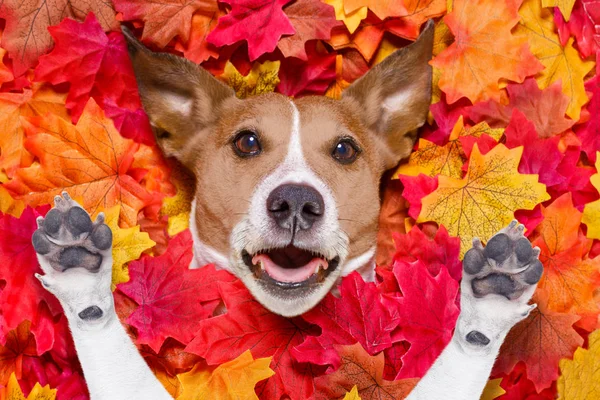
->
xmin=332 ymin=139 xmax=359 ymax=164
xmin=233 ymin=130 xmax=261 ymax=157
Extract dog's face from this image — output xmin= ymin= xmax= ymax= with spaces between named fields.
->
xmin=124 ymin=23 xmax=433 ymax=317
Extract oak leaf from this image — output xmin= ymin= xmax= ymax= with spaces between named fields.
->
xmin=583 ymin=155 xmax=600 ymax=240
xmin=207 ymin=0 xmax=295 ymax=61
xmin=0 ymin=85 xmax=68 ymax=179
xmin=417 ymin=143 xmax=550 ymax=256
xmin=557 ymin=329 xmax=600 ymax=399
xmin=112 ymin=0 xmax=217 ymax=48
xmin=0 ymin=2 xmax=117 ymax=77
xmin=185 ymin=281 xmax=320 ymax=400
xmin=1 ymin=372 xmax=56 ymax=400
xmin=278 ymin=0 xmax=341 ymax=60
xmin=314 ymin=343 xmax=418 ymax=400
xmin=177 ymin=350 xmax=274 ymax=400
xmin=220 ymin=61 xmax=280 ymax=99
xmin=4 ymin=99 xmax=172 ymax=227
xmin=395 ymin=116 xmax=502 ymax=179
xmin=495 ymin=290 xmax=584 ymax=392
xmin=431 ymin=0 xmax=542 ymax=104
xmin=174 ymin=11 xmax=222 ymax=64
xmin=468 ymin=78 xmax=575 ymax=138
xmin=515 ymin=0 xmax=595 ymax=120
xmin=118 ymin=231 xmax=235 ymax=353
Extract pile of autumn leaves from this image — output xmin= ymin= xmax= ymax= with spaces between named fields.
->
xmin=0 ymin=0 xmax=599 ymax=398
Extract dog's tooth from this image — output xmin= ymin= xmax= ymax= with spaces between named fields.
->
xmin=315 ymin=265 xmax=320 ymax=275
xmin=259 ymin=261 xmax=265 ymax=270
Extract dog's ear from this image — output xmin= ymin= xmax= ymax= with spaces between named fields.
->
xmin=122 ymin=26 xmax=235 ymax=163
xmin=342 ymin=20 xmax=434 ymax=169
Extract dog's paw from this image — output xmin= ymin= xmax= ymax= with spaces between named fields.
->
xmin=456 ymin=221 xmax=542 ymax=353
xmin=32 ymin=192 xmax=114 ymax=327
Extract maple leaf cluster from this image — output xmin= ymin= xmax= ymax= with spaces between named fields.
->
xmin=0 ymin=0 xmax=599 ymax=398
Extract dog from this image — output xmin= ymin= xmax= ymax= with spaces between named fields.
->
xmin=30 ymin=20 xmax=544 ymax=399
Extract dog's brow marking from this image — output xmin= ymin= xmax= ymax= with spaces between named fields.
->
xmin=285 ymin=100 xmax=305 ymax=166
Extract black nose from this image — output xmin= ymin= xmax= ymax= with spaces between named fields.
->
xmin=266 ymin=184 xmax=324 ymax=231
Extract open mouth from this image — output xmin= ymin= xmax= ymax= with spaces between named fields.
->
xmin=242 ymin=246 xmax=340 ymax=289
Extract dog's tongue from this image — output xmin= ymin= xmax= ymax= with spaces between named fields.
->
xmin=252 ymin=254 xmax=328 ymax=283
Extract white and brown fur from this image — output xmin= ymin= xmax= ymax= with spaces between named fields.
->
xmin=31 ymin=21 xmax=544 ymax=399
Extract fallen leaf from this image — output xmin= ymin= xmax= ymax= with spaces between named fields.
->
xmin=515 ymin=0 xmax=595 ymax=120
xmin=207 ymin=0 xmax=295 ymax=61
xmin=278 ymin=43 xmax=336 ymax=97
xmin=343 ymin=385 xmax=362 ymax=400
xmin=554 ymin=0 xmax=598 ymax=58
xmin=314 ymin=343 xmax=418 ymax=400
xmin=113 ymin=0 xmax=217 ymax=48
xmin=390 ymin=260 xmax=459 ymax=379
xmin=186 ymin=281 xmax=320 ymax=400
xmin=0 ymin=321 xmax=38 ymax=385
xmin=341 ymin=0 xmax=407 ymax=20
xmin=4 ymin=99 xmax=171 ymax=227
xmin=576 ymin=77 xmax=600 ymax=163
xmin=0 ymin=3 xmax=117 ymax=77
xmin=323 ymin=0 xmax=367 ymax=34
xmin=495 ymin=290 xmax=584 ymax=392
xmin=583 ymin=155 xmax=600 ymax=239
xmin=0 ymin=30 xmax=13 ymax=86
xmin=417 ymin=143 xmax=550 ymax=256
xmin=0 ymin=85 xmax=68 ymax=179
xmin=431 ymin=0 xmax=542 ymax=104
xmin=481 ymin=379 xmax=506 ymax=400
xmin=0 ymin=186 xmax=25 ymax=218
xmin=468 ymin=78 xmax=576 ymax=138
xmin=557 ymin=329 xmax=600 ymax=399
xmin=278 ymin=0 xmax=340 ymax=60
xmin=220 ymin=60 xmax=280 ymax=99
xmin=542 ymin=0 xmax=575 ymax=20
xmin=325 ymin=54 xmax=351 ymax=100
xmin=34 ymin=14 xmax=154 ymax=145
xmin=118 ymin=231 xmax=235 ymax=353
xmin=1 ymin=372 xmax=56 ymax=400
xmin=174 ymin=11 xmax=222 ymax=64
xmin=177 ymin=350 xmax=274 ymax=400
xmin=395 ymin=116 xmax=503 ymax=179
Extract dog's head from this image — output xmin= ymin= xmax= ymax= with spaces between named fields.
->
xmin=124 ymin=23 xmax=433 ymax=317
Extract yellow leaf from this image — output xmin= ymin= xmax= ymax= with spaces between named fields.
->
xmin=557 ymin=329 xmax=600 ymax=399
xmin=418 ymin=143 xmax=550 ymax=256
xmin=394 ymin=116 xmax=503 ymax=179
xmin=324 ymin=0 xmax=367 ymax=34
xmin=0 ymin=185 xmax=24 ymax=218
xmin=343 ymin=385 xmax=362 ymax=400
xmin=1 ymin=372 xmax=56 ymax=400
xmin=96 ymin=205 xmax=155 ymax=289
xmin=220 ymin=61 xmax=280 ymax=99
xmin=372 ymin=39 xmax=400 ymax=65
xmin=541 ymin=0 xmax=575 ymax=21
xmin=432 ymin=20 xmax=453 ymax=57
xmin=176 ymin=350 xmax=274 ymax=400
xmin=582 ymin=154 xmax=600 ymax=240
xmin=160 ymin=165 xmax=195 ymax=237
xmin=481 ymin=378 xmax=506 ymax=400
xmin=515 ymin=0 xmax=595 ymax=120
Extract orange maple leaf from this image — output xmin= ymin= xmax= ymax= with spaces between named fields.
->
xmin=0 ymin=84 xmax=68 ymax=179
xmin=314 ymin=343 xmax=418 ymax=399
xmin=531 ymin=193 xmax=600 ymax=329
xmin=4 ymin=99 xmax=174 ymax=227
xmin=0 ymin=29 xmax=13 ymax=87
xmin=174 ymin=10 xmax=222 ymax=64
xmin=431 ymin=0 xmax=542 ymax=104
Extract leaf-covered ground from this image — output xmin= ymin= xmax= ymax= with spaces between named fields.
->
xmin=0 ymin=0 xmax=599 ymax=399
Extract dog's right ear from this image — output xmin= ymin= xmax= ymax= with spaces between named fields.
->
xmin=122 ymin=26 xmax=235 ymax=163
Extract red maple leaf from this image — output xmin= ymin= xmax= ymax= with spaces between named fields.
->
xmin=468 ymin=78 xmax=575 ymax=139
xmin=185 ymin=280 xmax=320 ymax=400
xmin=389 ymin=260 xmax=460 ymax=379
xmin=293 ymin=273 xmax=400 ymax=371
xmin=207 ymin=0 xmax=296 ymax=61
xmin=112 ymin=0 xmax=217 ymax=48
xmin=174 ymin=10 xmax=223 ymax=64
xmin=397 ymin=174 xmax=438 ymax=220
xmin=0 ymin=206 xmax=63 ymax=353
xmin=576 ymin=76 xmax=600 ymax=163
xmin=34 ymin=14 xmax=153 ymax=145
xmin=118 ymin=230 xmax=235 ymax=353
xmin=277 ymin=42 xmax=337 ymax=96
xmin=277 ymin=0 xmax=340 ymax=60
xmin=554 ymin=0 xmax=598 ymax=58
xmin=494 ymin=290 xmax=584 ymax=392
xmin=496 ymin=362 xmax=557 ymax=400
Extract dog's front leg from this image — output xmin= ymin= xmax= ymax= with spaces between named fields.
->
xmin=32 ymin=192 xmax=172 ymax=400
xmin=407 ymin=221 xmax=543 ymax=400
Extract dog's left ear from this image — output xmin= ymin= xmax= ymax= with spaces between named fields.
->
xmin=342 ymin=20 xmax=434 ymax=169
